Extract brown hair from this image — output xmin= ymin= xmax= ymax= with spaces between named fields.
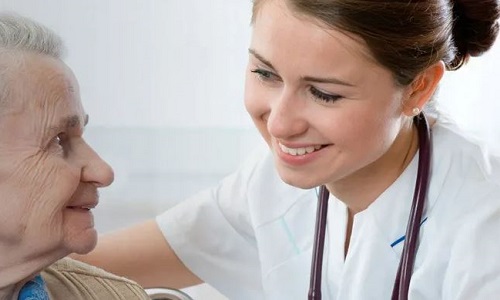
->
xmin=252 ymin=0 xmax=500 ymax=86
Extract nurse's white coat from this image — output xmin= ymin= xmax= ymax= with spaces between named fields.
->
xmin=158 ymin=119 xmax=500 ymax=299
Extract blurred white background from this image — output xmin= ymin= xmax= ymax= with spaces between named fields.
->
xmin=1 ymin=0 xmax=499 ymax=299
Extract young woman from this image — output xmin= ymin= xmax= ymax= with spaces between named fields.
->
xmin=74 ymin=0 xmax=500 ymax=299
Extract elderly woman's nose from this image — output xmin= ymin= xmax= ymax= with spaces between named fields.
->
xmin=81 ymin=147 xmax=114 ymax=187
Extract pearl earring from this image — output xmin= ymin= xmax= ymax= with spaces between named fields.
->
xmin=412 ymin=107 xmax=421 ymax=116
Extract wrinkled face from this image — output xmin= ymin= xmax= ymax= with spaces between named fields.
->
xmin=0 ymin=53 xmax=114 ymax=259
xmin=245 ymin=0 xmax=411 ymax=189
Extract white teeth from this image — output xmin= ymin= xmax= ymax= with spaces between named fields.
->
xmin=279 ymin=143 xmax=322 ymax=156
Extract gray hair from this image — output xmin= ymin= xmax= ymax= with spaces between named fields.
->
xmin=0 ymin=13 xmax=66 ymax=107
xmin=0 ymin=12 xmax=65 ymax=58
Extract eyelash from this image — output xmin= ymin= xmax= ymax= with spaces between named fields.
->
xmin=309 ymin=86 xmax=342 ymax=103
xmin=250 ymin=69 xmax=277 ymax=81
xmin=250 ymin=68 xmax=342 ymax=103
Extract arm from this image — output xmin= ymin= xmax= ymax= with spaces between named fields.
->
xmin=71 ymin=219 xmax=202 ymax=289
xmin=73 ymin=148 xmax=269 ymax=294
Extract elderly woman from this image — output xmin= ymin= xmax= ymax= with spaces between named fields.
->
xmin=0 ymin=14 xmax=149 ymax=300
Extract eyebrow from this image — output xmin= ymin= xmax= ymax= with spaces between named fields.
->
xmin=61 ymin=114 xmax=88 ymax=128
xmin=249 ymin=48 xmax=277 ymax=71
xmin=48 ymin=114 xmax=88 ymax=134
xmin=302 ymin=75 xmax=354 ymax=86
xmin=248 ymin=48 xmax=354 ymax=87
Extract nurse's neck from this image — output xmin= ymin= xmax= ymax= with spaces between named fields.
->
xmin=327 ymin=122 xmax=419 ymax=257
xmin=327 ymin=121 xmax=419 ymax=214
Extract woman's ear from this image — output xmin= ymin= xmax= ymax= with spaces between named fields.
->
xmin=403 ymin=61 xmax=445 ymax=116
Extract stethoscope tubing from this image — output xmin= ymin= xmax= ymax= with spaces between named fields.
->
xmin=308 ymin=113 xmax=431 ymax=300
xmin=308 ymin=185 xmax=330 ymax=300
xmin=392 ymin=112 xmax=431 ymax=300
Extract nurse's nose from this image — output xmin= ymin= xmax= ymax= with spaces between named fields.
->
xmin=267 ymin=90 xmax=308 ymax=139
xmin=80 ymin=142 xmax=114 ymax=187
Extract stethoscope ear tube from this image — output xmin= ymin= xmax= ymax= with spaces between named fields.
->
xmin=307 ymin=113 xmax=431 ymax=300
xmin=392 ymin=112 xmax=432 ymax=300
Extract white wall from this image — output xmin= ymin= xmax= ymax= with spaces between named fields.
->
xmin=0 ymin=2 xmax=255 ymax=299
xmin=1 ymin=0 xmax=254 ymax=128
xmin=1 ymin=0 xmax=500 ymax=135
xmin=438 ymin=45 xmax=500 ymax=149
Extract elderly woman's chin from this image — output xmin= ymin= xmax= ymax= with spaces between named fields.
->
xmin=63 ymin=230 xmax=98 ymax=255
xmin=62 ymin=222 xmax=99 ymax=255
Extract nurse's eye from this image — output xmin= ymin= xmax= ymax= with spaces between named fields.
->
xmin=251 ymin=68 xmax=280 ymax=82
xmin=309 ymin=86 xmax=342 ymax=103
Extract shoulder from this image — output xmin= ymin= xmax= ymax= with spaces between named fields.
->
xmin=42 ymin=257 xmax=149 ymax=300
xmin=432 ymin=119 xmax=500 ymax=184
xmin=427 ymin=119 xmax=500 ymax=223
xmin=223 ymin=142 xmax=277 ymax=189
xmin=215 ymin=143 xmax=314 ymax=229
xmin=244 ymin=144 xmax=316 ymax=225
xmin=204 ymin=142 xmax=304 ymax=209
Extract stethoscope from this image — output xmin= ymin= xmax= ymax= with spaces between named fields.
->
xmin=308 ymin=112 xmax=432 ymax=300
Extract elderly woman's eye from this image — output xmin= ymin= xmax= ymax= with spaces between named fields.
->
xmin=54 ymin=133 xmax=66 ymax=146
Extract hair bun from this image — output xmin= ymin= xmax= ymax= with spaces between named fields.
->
xmin=449 ymin=0 xmax=500 ymax=69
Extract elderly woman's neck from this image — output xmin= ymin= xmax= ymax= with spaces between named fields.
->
xmin=0 ymin=261 xmax=46 ymax=298
xmin=0 ymin=283 xmax=22 ymax=300
xmin=0 ymin=247 xmax=61 ymax=300
xmin=0 ymin=260 xmax=39 ymax=300
xmin=0 ymin=261 xmax=43 ymax=300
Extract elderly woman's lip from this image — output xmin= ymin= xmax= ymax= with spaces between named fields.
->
xmin=66 ymin=202 xmax=98 ymax=209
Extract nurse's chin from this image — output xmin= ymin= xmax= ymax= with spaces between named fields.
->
xmin=277 ymin=171 xmax=321 ymax=190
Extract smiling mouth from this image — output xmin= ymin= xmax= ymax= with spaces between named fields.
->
xmin=278 ymin=143 xmax=329 ymax=156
